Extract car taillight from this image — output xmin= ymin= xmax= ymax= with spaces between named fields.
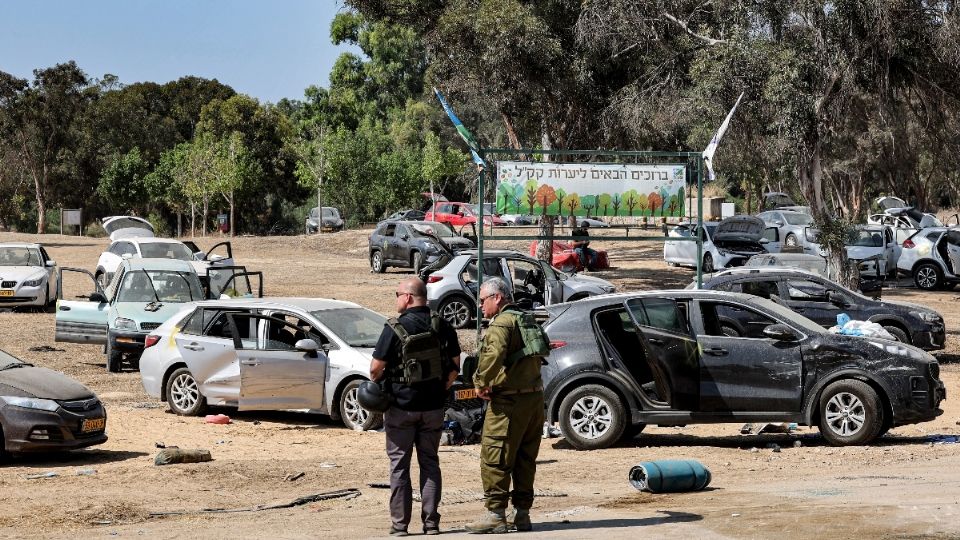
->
xmin=902 ymin=238 xmax=915 ymax=249
xmin=144 ymin=335 xmax=160 ymax=349
xmin=549 ymin=340 xmax=566 ymax=350
xmin=427 ymin=275 xmax=444 ymax=283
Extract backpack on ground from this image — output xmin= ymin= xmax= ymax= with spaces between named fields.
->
xmin=387 ymin=313 xmax=446 ymax=384
xmin=503 ymin=308 xmax=551 ymax=367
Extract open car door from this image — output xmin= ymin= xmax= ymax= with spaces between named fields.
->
xmin=54 ymin=268 xmax=108 ymax=344
xmin=205 ymin=266 xmax=263 ymax=299
xmin=204 ymin=241 xmax=234 ymax=265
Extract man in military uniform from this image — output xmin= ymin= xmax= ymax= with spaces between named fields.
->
xmin=465 ymin=277 xmax=545 ymax=534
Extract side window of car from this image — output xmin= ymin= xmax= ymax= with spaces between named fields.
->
xmin=712 ymin=281 xmax=741 ymax=293
xmin=762 ymin=227 xmax=779 ymax=242
xmin=179 ymin=309 xmax=204 ymax=335
xmin=786 ymin=279 xmax=829 ymax=302
xmin=741 ymin=279 xmax=780 ymax=300
xmin=262 ymin=313 xmax=329 ymax=351
xmin=383 ymin=224 xmax=396 ymax=238
xmin=928 ymin=231 xmax=944 ymax=243
xmin=627 ymin=297 xmax=690 ymax=335
xmin=670 ymin=225 xmax=691 ymax=238
xmin=700 ymin=301 xmax=776 ymax=339
xmin=204 ymin=310 xmax=252 ymax=342
xmin=437 ymin=203 xmax=452 ymax=214
xmin=395 ymin=225 xmax=409 ymax=239
xmin=461 ymin=258 xmax=506 ymax=286
xmin=120 ymin=242 xmax=137 ymax=256
xmin=884 ymin=228 xmax=893 ymax=244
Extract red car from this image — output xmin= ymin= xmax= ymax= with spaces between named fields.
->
xmin=425 ymin=202 xmax=506 ymax=227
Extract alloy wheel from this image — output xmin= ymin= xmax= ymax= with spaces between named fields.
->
xmin=568 ymin=395 xmax=613 ymax=440
xmin=170 ymin=373 xmax=199 ymax=413
xmin=917 ymin=266 xmax=938 ymax=289
xmin=441 ymin=299 xmax=470 ymax=328
xmin=343 ymin=386 xmax=369 ymax=428
xmin=824 ymin=391 xmax=866 ymax=437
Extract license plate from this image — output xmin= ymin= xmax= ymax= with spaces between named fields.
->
xmin=455 ymin=388 xmax=478 ymax=400
xmin=81 ymin=417 xmax=105 ymax=433
xmin=0 ymin=290 xmax=12 ymax=297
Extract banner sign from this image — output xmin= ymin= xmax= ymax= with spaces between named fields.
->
xmin=495 ymin=161 xmax=687 ymax=217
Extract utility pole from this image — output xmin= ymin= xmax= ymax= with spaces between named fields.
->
xmin=317 ymin=125 xmax=324 ymax=235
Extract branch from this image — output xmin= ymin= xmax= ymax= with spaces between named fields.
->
xmin=661 ymin=12 xmax=726 ymax=46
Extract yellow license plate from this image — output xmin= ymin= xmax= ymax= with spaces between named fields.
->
xmin=0 ymin=290 xmax=12 ymax=297
xmin=81 ymin=417 xmax=105 ymax=433
xmin=455 ymin=388 xmax=478 ymax=400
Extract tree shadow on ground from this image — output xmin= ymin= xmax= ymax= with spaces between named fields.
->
xmin=533 ymin=510 xmax=702 ymax=532
xmin=2 ymin=449 xmax=148 ymax=467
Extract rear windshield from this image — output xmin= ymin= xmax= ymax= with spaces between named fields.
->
xmin=139 ymin=242 xmax=194 ymax=261
xmin=784 ymin=213 xmax=813 ymax=226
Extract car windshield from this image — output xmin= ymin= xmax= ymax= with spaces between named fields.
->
xmin=139 ymin=242 xmax=194 ymax=261
xmin=410 ymin=222 xmax=456 ymax=238
xmin=116 ymin=270 xmax=203 ymax=303
xmin=309 ymin=307 xmax=387 ymax=348
xmin=784 ymin=213 xmax=814 ymax=226
xmin=0 ymin=247 xmax=41 ymax=266
xmin=848 ymin=230 xmax=884 ymax=247
xmin=321 ymin=208 xmax=340 ymax=219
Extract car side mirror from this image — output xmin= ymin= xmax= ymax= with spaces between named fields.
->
xmin=760 ymin=237 xmax=770 ymax=244
xmin=89 ymin=292 xmax=107 ymax=303
xmin=295 ymin=339 xmax=320 ymax=357
xmin=825 ymin=290 xmax=846 ymax=306
xmin=46 ymin=260 xmax=56 ymax=267
xmin=774 ymin=220 xmax=784 ymax=227
xmin=762 ymin=323 xmax=797 ymax=341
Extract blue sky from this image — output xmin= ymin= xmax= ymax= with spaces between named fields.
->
xmin=0 ymin=0 xmax=359 ymax=103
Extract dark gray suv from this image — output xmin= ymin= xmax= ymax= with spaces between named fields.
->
xmin=368 ymin=221 xmax=474 ymax=274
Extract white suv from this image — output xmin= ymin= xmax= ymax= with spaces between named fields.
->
xmin=898 ymin=227 xmax=960 ymax=290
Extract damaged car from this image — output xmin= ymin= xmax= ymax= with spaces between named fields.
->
xmin=542 ymin=290 xmax=944 ymax=450
xmin=0 ymin=243 xmax=59 ymax=311
xmin=664 ymin=216 xmax=780 ymax=273
xmin=0 ymin=349 xmax=107 ymax=455
xmin=898 ymin=227 xmax=960 ymax=290
xmin=139 ymin=298 xmax=388 ymax=431
xmin=369 ymin=221 xmax=474 ymax=274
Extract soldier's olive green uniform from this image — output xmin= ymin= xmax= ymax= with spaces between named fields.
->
xmin=473 ymin=305 xmax=545 ymax=512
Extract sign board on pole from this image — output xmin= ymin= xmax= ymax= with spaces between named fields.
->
xmin=62 ymin=209 xmax=82 ymax=226
xmin=721 ymin=203 xmax=736 ymax=219
xmin=495 ymin=161 xmax=687 ymax=218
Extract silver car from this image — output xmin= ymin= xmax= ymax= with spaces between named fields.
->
xmin=139 ymin=297 xmax=388 ymax=430
xmin=426 ymin=249 xmax=616 ymax=329
xmin=757 ymin=210 xmax=814 ymax=249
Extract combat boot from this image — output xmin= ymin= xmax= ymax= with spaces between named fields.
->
xmin=507 ymin=508 xmax=532 ymax=531
xmin=465 ymin=510 xmax=508 ymax=534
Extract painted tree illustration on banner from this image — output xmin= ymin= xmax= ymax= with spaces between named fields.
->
xmin=534 ymin=184 xmax=557 ymax=215
xmin=566 ymin=193 xmax=580 ymax=216
xmin=648 ymin=192 xmax=663 ymax=217
xmin=611 ymin=193 xmax=622 ymax=216
xmin=638 ymin=193 xmax=648 ymax=216
xmin=624 ymin=190 xmax=639 ymax=216
xmin=497 ymin=183 xmax=518 ymax=213
xmin=525 ymin=180 xmax=538 ymax=214
xmin=659 ymin=187 xmax=671 ymax=216
xmin=554 ymin=188 xmax=567 ymax=215
xmin=668 ymin=194 xmax=679 ymax=216
xmin=676 ymin=187 xmax=685 ymax=216
xmin=512 ymin=186 xmax=524 ymax=214
xmin=598 ymin=193 xmax=612 ymax=216
xmin=581 ymin=195 xmax=596 ymax=217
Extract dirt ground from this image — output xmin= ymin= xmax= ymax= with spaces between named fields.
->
xmin=2 ymin=228 xmax=960 ymax=539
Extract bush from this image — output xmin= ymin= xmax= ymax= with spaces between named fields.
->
xmin=147 ymin=212 xmax=171 ymax=238
xmin=85 ymin=221 xmax=107 ymax=238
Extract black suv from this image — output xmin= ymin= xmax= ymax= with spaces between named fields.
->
xmin=541 ymin=291 xmax=945 ymax=450
xmin=368 ymin=221 xmax=474 ymax=274
xmin=696 ymin=268 xmax=945 ymax=351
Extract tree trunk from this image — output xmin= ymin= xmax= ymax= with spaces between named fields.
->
xmin=190 ymin=202 xmax=196 ymax=238
xmin=229 ymin=191 xmax=235 ymax=237
xmin=202 ymin=194 xmax=209 ymax=237
xmin=535 ymin=217 xmax=554 ymax=263
xmin=500 ymin=111 xmax=521 ymax=150
xmin=177 ymin=212 xmax=182 ymax=238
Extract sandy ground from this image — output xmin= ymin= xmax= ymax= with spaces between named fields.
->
xmin=1 ymin=228 xmax=960 ymax=539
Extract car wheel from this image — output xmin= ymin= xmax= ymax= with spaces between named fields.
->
xmin=106 ymin=341 xmax=122 ymax=373
xmin=411 ymin=251 xmax=423 ymax=275
xmin=882 ymin=325 xmax=910 ymax=344
xmin=370 ymin=250 xmax=386 ymax=273
xmin=339 ymin=379 xmax=383 ymax=431
xmin=701 ymin=253 xmax=715 ymax=274
xmin=43 ymin=287 xmax=55 ymax=313
xmin=166 ymin=367 xmax=208 ymax=416
xmin=914 ymin=263 xmax=942 ymax=290
xmin=558 ymin=384 xmax=627 ymax=450
xmin=439 ymin=295 xmax=473 ymax=329
xmin=818 ymin=379 xmax=883 ymax=446
xmin=785 ymin=233 xmax=798 ymax=247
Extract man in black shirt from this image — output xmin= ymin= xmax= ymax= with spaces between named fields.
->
xmin=371 ymin=277 xmax=461 ymax=537
xmin=571 ymin=221 xmax=598 ymax=270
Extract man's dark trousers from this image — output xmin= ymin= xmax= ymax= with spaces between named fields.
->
xmin=385 ymin=407 xmax=445 ymax=531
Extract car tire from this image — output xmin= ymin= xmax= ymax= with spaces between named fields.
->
xmin=882 ymin=325 xmax=910 ymax=344
xmin=558 ymin=384 xmax=627 ymax=450
xmin=702 ymin=253 xmax=715 ymax=274
xmin=411 ymin=251 xmax=423 ymax=275
xmin=785 ymin=233 xmax=798 ymax=247
xmin=914 ymin=263 xmax=942 ymax=290
xmin=818 ymin=379 xmax=883 ymax=446
xmin=439 ymin=295 xmax=473 ymax=329
xmin=339 ymin=379 xmax=383 ymax=431
xmin=166 ymin=367 xmax=208 ymax=416
xmin=370 ymin=250 xmax=386 ymax=273
xmin=43 ymin=287 xmax=55 ymax=313
xmin=106 ymin=341 xmax=122 ymax=373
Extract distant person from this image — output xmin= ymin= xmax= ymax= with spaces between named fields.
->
xmin=570 ymin=222 xmax=598 ymax=271
xmin=370 ymin=277 xmax=461 ymax=537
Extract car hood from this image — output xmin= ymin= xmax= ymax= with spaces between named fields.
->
xmin=714 ymin=216 xmax=765 ymax=242
xmin=567 ymin=273 xmax=615 ymax=290
xmin=440 ymin=237 xmax=474 ymax=249
xmin=0 ymin=266 xmax=46 ymax=282
xmin=882 ymin=299 xmax=938 ymax=317
xmin=114 ymin=300 xmax=197 ymax=326
xmin=0 ymin=366 xmax=94 ymax=400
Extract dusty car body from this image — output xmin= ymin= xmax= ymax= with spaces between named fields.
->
xmin=664 ymin=216 xmax=780 ymax=273
xmin=757 ymin=210 xmax=814 ymax=249
xmin=0 ymin=349 xmax=107 ymax=454
xmin=0 ymin=243 xmax=59 ymax=311
xmin=898 ymin=227 xmax=960 ymax=290
xmin=697 ymin=267 xmax=945 ymax=350
xmin=541 ymin=291 xmax=945 ymax=450
xmin=139 ymin=297 xmax=386 ymax=431
xmin=803 ymin=225 xmax=900 ymax=277
xmin=368 ymin=221 xmax=474 ymax=274
xmin=426 ymin=249 xmax=615 ymax=329
xmin=305 ymin=206 xmax=344 ymax=234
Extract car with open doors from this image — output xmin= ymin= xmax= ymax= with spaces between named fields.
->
xmin=663 ymin=216 xmax=781 ymax=273
xmin=897 ymin=227 xmax=960 ymax=290
xmin=541 ymin=290 xmax=944 ymax=450
xmin=138 ymin=297 xmax=388 ymax=431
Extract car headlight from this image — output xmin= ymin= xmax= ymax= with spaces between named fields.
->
xmin=910 ymin=311 xmax=941 ymax=324
xmin=717 ymin=249 xmax=730 ymax=256
xmin=4 ymin=396 xmax=60 ymax=411
xmin=22 ymin=278 xmax=43 ymax=287
xmin=114 ymin=317 xmax=137 ymax=330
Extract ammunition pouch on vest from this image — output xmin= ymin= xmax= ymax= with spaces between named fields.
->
xmin=387 ymin=313 xmax=446 ymax=384
xmin=502 ymin=308 xmax=551 ymax=368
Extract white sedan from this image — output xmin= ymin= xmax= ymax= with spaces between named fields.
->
xmin=139 ymin=297 xmax=387 ymax=430
xmin=0 ymin=243 xmax=59 ymax=311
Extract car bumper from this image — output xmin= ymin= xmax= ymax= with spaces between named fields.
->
xmin=913 ymin=326 xmax=946 ymax=351
xmin=0 ymin=285 xmax=45 ymax=307
xmin=891 ymin=377 xmax=945 ymax=426
xmin=2 ymin=401 xmax=108 ymax=454
xmin=109 ymin=329 xmax=147 ymax=353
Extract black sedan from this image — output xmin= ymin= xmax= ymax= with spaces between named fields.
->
xmin=542 ymin=290 xmax=944 ymax=450
xmin=0 ymin=349 xmax=107 ymax=455
xmin=695 ymin=267 xmax=945 ymax=350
